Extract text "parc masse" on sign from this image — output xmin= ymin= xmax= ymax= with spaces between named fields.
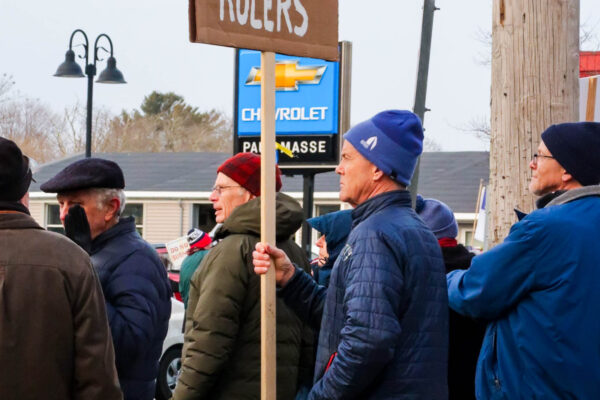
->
xmin=220 ymin=0 xmax=309 ymax=37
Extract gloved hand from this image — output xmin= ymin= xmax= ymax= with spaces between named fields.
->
xmin=65 ymin=204 xmax=92 ymax=254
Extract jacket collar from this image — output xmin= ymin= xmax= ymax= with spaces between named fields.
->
xmin=216 ymin=192 xmax=304 ymax=241
xmin=535 ymin=190 xmax=566 ymax=209
xmin=545 ymin=185 xmax=600 ymax=207
xmin=0 ymin=200 xmax=30 ymax=215
xmin=0 ymin=211 xmax=44 ymax=231
xmin=514 ymin=185 xmax=600 ymax=221
xmin=352 ymin=190 xmax=412 ymax=227
xmin=91 ymin=216 xmax=136 ymax=254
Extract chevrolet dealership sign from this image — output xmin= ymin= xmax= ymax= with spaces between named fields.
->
xmin=235 ymin=48 xmax=342 ymax=167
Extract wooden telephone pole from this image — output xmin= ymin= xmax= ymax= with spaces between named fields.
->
xmin=487 ymin=0 xmax=580 ymax=246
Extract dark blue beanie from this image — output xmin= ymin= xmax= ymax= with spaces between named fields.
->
xmin=541 ymin=122 xmax=600 ymax=186
xmin=344 ymin=110 xmax=423 ymax=186
xmin=415 ymin=195 xmax=458 ymax=239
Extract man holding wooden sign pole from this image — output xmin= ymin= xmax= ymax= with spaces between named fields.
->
xmin=187 ymin=1 xmax=338 ymax=399
xmin=253 ymin=110 xmax=449 ymax=399
xmin=172 ymin=153 xmax=313 ymax=400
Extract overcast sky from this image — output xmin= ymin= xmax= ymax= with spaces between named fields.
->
xmin=1 ymin=0 xmax=598 ymax=151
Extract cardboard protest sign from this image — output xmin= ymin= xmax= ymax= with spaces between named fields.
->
xmin=166 ymin=236 xmax=190 ymax=269
xmin=189 ymin=0 xmax=339 ymax=61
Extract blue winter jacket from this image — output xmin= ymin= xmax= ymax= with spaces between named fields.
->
xmin=281 ymin=190 xmax=449 ymax=399
xmin=91 ymin=217 xmax=172 ymax=400
xmin=447 ymin=187 xmax=600 ymax=400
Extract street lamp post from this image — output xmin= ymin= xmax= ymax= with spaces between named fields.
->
xmin=54 ymin=29 xmax=126 ymax=158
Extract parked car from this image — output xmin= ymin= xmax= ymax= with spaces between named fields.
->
xmin=155 ymin=297 xmax=185 ymax=400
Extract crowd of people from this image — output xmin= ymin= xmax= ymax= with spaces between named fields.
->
xmin=1 ymin=110 xmax=599 ymax=400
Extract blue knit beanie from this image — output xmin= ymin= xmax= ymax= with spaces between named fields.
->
xmin=344 ymin=110 xmax=424 ymax=186
xmin=415 ymin=195 xmax=458 ymax=239
xmin=541 ymin=122 xmax=600 ymax=186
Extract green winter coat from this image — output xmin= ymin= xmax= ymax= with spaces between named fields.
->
xmin=173 ymin=193 xmax=314 ymax=400
xmin=179 ymin=249 xmax=209 ymax=308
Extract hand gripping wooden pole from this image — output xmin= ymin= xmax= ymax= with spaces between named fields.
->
xmin=260 ymin=50 xmax=277 ymax=400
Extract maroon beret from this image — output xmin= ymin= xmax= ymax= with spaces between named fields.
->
xmin=217 ymin=152 xmax=282 ymax=196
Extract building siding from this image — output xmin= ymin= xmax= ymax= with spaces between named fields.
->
xmin=28 ymin=201 xmax=44 ymax=226
xmin=28 ymin=196 xmax=478 ymax=250
xmin=143 ymin=201 xmax=186 ymax=244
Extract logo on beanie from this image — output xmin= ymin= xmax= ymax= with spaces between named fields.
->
xmin=360 ymin=136 xmax=378 ymax=151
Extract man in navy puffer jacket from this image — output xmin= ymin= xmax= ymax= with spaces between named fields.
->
xmin=254 ymin=110 xmax=449 ymax=399
xmin=41 ymin=158 xmax=172 ymax=400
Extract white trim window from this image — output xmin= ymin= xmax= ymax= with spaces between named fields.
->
xmin=45 ymin=203 xmax=64 ymax=234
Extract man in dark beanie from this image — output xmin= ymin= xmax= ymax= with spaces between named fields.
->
xmin=173 ymin=152 xmax=314 ymax=400
xmin=447 ymin=122 xmax=600 ymax=400
xmin=253 ymin=110 xmax=448 ymax=399
xmin=0 ymin=138 xmax=122 ymax=399
xmin=40 ymin=157 xmax=171 ymax=400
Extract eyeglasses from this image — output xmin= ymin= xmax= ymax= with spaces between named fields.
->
xmin=532 ymin=153 xmax=554 ymax=165
xmin=211 ymin=185 xmax=242 ymax=195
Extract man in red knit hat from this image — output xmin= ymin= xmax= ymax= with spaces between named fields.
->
xmin=173 ymin=153 xmax=314 ymax=400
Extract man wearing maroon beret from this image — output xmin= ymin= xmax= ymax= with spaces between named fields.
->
xmin=173 ymin=152 xmax=314 ymax=400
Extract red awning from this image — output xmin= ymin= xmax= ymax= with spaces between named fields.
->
xmin=581 ymin=51 xmax=600 ymax=78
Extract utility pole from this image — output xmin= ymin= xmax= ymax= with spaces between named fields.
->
xmin=487 ymin=0 xmax=579 ymax=246
xmin=409 ymin=0 xmax=438 ymax=206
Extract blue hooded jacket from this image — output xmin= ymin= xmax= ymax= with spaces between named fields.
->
xmin=307 ymin=210 xmax=352 ymax=287
xmin=447 ymin=187 xmax=600 ymax=399
xmin=281 ymin=190 xmax=448 ymax=399
xmin=91 ymin=217 xmax=172 ymax=400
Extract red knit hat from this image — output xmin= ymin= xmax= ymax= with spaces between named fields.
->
xmin=217 ymin=152 xmax=282 ymax=196
xmin=187 ymin=228 xmax=212 ymax=249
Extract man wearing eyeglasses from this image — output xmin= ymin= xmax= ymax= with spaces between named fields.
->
xmin=447 ymin=122 xmax=600 ymax=400
xmin=173 ymin=152 xmax=313 ymax=400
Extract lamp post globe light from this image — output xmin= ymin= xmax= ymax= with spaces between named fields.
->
xmin=54 ymin=29 xmax=126 ymax=158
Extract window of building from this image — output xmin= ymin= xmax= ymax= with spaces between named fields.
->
xmin=122 ymin=203 xmax=144 ymax=236
xmin=316 ymin=204 xmax=341 ymax=217
xmin=45 ymin=204 xmax=64 ymax=235
xmin=193 ymin=203 xmax=217 ymax=233
xmin=464 ymin=230 xmax=473 ymax=246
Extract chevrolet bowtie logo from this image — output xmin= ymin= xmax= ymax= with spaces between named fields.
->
xmin=245 ymin=61 xmax=326 ymax=91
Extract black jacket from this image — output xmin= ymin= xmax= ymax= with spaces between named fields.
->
xmin=442 ymin=244 xmax=486 ymax=400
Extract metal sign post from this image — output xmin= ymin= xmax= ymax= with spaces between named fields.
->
xmin=301 ymin=172 xmax=316 ymax=258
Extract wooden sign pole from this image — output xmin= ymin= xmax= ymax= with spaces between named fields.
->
xmin=260 ymin=50 xmax=277 ymax=400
